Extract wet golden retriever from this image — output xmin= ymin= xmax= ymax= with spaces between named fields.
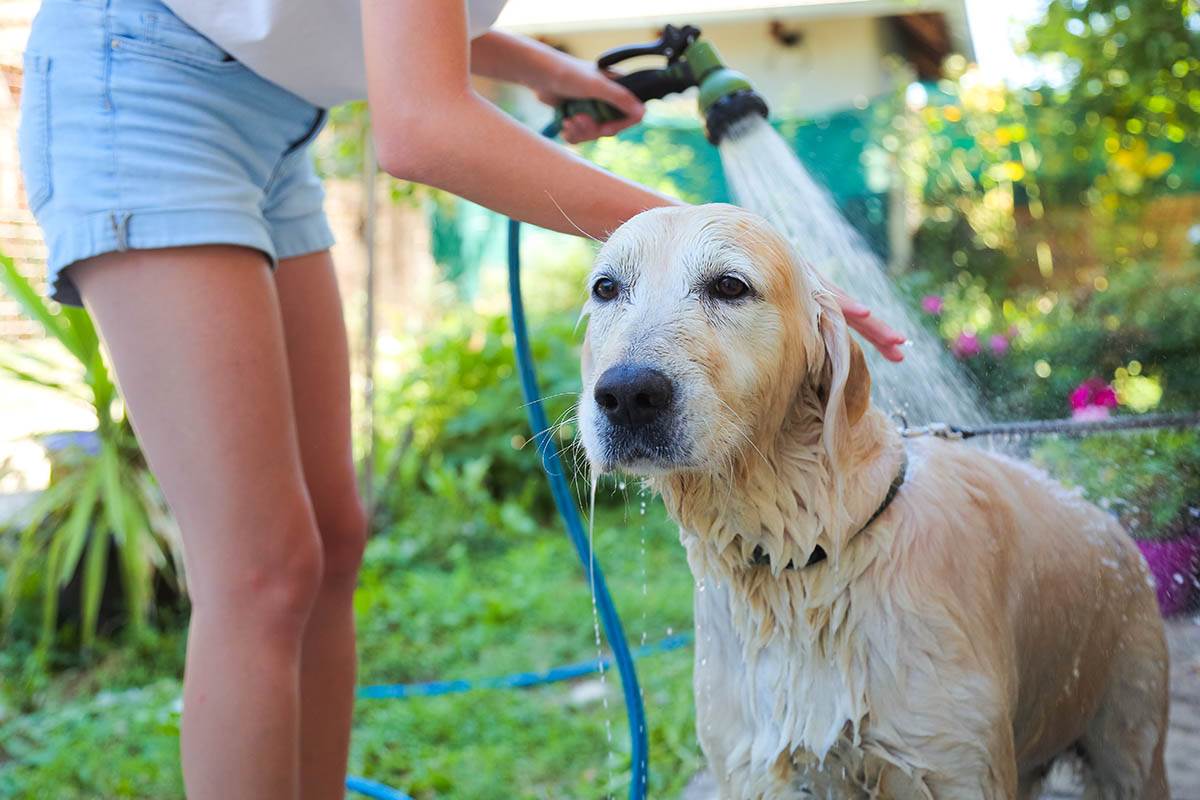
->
xmin=578 ymin=204 xmax=1169 ymax=799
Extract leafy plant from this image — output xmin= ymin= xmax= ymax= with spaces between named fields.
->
xmin=1033 ymin=428 xmax=1200 ymax=541
xmin=370 ymin=307 xmax=585 ymax=525
xmin=0 ymin=255 xmax=184 ymax=651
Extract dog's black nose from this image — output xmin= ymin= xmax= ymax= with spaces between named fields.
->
xmin=594 ymin=365 xmax=675 ymax=427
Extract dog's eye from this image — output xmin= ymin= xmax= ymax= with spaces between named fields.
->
xmin=711 ymin=275 xmax=750 ymax=300
xmin=592 ymin=276 xmax=619 ymax=301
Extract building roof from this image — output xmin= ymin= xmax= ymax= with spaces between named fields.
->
xmin=497 ymin=0 xmax=974 ymax=56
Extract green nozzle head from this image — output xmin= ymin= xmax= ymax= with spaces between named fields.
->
xmin=684 ymin=41 xmax=770 ymax=144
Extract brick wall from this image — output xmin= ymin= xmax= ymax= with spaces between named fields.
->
xmin=0 ymin=0 xmax=42 ymax=339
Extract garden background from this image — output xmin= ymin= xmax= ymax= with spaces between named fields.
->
xmin=1 ymin=0 xmax=1199 ymax=797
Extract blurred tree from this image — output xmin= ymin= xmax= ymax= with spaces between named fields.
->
xmin=1024 ymin=0 xmax=1200 ymax=211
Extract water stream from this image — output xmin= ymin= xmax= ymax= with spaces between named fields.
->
xmin=719 ymin=115 xmax=985 ymax=426
xmin=586 ymin=474 xmax=616 ymax=795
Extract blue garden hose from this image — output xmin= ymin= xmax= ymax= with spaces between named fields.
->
xmin=346 ymin=633 xmax=689 ymax=799
xmin=346 ymin=119 xmax=650 ymax=800
xmin=358 ymin=633 xmax=690 ymax=700
xmin=346 ymin=776 xmax=415 ymax=800
xmin=504 ymin=121 xmax=650 ymax=800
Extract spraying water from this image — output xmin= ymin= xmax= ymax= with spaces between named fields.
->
xmin=718 ymin=116 xmax=985 ymax=426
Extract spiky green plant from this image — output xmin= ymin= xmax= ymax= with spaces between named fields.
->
xmin=0 ymin=254 xmax=184 ymax=650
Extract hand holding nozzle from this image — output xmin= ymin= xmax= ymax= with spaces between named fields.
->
xmin=555 ymin=24 xmax=703 ymax=135
xmin=557 ymin=66 xmax=696 ymax=127
xmin=553 ymin=24 xmax=770 ymax=144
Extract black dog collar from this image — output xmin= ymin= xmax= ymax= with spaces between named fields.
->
xmin=750 ymin=452 xmax=908 ymax=571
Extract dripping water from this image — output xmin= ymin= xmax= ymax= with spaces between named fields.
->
xmin=587 ymin=473 xmax=615 ymax=796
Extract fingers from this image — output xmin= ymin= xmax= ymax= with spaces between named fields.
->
xmin=848 ymin=314 xmax=907 ymax=363
xmin=559 ymin=70 xmax=644 ymax=143
xmin=596 ymin=115 xmax=640 ymax=138
xmin=827 ymin=284 xmax=904 ymax=361
xmin=561 ymin=111 xmax=640 ymax=143
xmin=830 ymin=286 xmax=868 ymax=317
xmin=561 ymin=114 xmax=602 ymax=144
xmin=593 ymin=72 xmax=645 ymax=120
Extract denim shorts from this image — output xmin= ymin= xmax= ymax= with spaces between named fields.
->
xmin=18 ymin=0 xmax=335 ymax=306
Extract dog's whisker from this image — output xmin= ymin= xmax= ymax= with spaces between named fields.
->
xmin=522 ymin=408 xmax=579 ymax=451
xmin=715 ymin=397 xmax=772 ymax=470
xmin=518 ymin=391 xmax=578 ymax=410
xmin=544 ymin=190 xmax=600 ymax=242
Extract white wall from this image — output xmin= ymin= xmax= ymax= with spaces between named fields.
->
xmin=530 ymin=14 xmax=891 ymax=119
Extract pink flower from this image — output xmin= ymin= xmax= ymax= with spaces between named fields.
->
xmin=1069 ymin=378 xmax=1118 ymax=418
xmin=921 ymin=295 xmax=944 ymax=315
xmin=988 ymin=334 xmax=1009 ymax=356
xmin=1072 ymin=405 xmax=1112 ymax=421
xmin=952 ymin=331 xmax=980 ymax=358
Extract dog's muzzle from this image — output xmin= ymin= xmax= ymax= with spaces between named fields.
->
xmin=590 ymin=363 xmax=687 ymax=469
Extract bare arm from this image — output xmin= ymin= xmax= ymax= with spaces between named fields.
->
xmin=469 ymin=30 xmax=559 ymax=87
xmin=470 ymin=30 xmax=645 ymax=142
xmin=360 ymin=0 xmax=906 ymax=361
xmin=361 ymin=0 xmax=671 ymax=240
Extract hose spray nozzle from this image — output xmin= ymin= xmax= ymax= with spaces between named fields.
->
xmin=557 ymin=24 xmax=769 ymax=144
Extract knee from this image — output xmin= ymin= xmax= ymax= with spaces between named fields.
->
xmin=314 ymin=493 xmax=367 ymax=592
xmin=198 ymin=496 xmax=325 ymax=640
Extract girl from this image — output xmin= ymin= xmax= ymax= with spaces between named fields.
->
xmin=18 ymin=1 xmax=905 ymax=797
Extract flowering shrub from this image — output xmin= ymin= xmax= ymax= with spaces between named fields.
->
xmin=901 ymin=258 xmax=1200 ymax=421
xmin=1069 ymin=378 xmax=1118 ymax=420
xmin=951 ymin=331 xmax=980 ymax=358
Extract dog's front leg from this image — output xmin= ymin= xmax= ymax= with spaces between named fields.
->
xmin=921 ymin=726 xmax=1018 ymax=800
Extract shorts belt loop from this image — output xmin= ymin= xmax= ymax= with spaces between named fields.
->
xmin=111 ymin=211 xmax=132 ymax=251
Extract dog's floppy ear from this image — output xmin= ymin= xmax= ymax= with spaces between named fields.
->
xmin=843 ymin=337 xmax=871 ymax=426
xmin=813 ymin=293 xmax=872 ymax=430
xmin=806 ymin=287 xmax=873 ymax=546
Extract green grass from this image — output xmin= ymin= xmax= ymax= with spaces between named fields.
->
xmin=0 ymin=494 xmax=702 ymax=800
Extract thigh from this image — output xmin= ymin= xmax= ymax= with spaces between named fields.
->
xmin=273 ymin=251 xmax=362 ymax=540
xmin=69 ymin=246 xmax=314 ymax=600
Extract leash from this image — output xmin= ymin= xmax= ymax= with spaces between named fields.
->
xmin=898 ymin=411 xmax=1200 ymax=441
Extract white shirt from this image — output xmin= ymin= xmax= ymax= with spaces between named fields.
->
xmin=164 ymin=0 xmax=509 ymax=108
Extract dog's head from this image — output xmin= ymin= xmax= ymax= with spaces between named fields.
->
xmin=579 ymin=204 xmax=871 ymax=478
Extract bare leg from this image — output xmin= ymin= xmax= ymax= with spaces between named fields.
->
xmin=71 ymin=246 xmax=323 ymax=800
xmin=274 ymin=250 xmax=366 ymax=800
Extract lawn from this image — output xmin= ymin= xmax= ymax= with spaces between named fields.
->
xmin=0 ymin=499 xmax=702 ymax=800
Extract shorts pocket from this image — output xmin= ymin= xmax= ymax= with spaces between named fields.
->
xmin=111 ymin=15 xmax=242 ymax=74
xmin=17 ymin=53 xmax=52 ymax=213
